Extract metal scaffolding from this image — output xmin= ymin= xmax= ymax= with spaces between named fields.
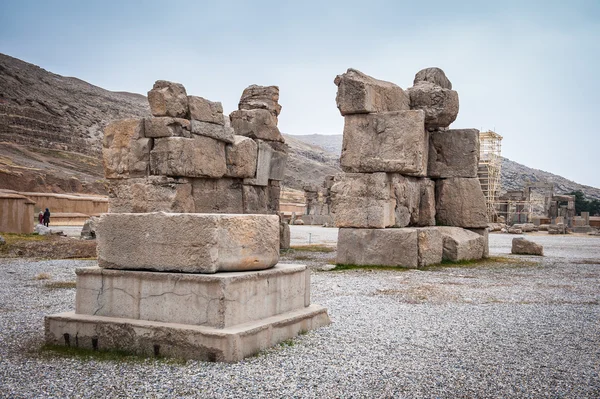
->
xmin=478 ymin=130 xmax=503 ymax=221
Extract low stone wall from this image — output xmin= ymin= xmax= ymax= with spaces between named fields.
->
xmin=0 ymin=193 xmax=35 ymax=233
xmin=22 ymin=192 xmax=108 ymax=216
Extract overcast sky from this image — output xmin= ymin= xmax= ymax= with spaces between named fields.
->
xmin=1 ymin=0 xmax=599 ymax=187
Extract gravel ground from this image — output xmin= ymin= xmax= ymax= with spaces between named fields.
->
xmin=1 ymin=235 xmax=599 ymax=398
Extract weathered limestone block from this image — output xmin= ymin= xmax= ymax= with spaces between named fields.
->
xmin=188 ymin=96 xmax=224 ymax=125
xmin=230 ymin=109 xmax=283 ymax=142
xmin=280 ymin=221 xmax=290 ymax=249
xmin=435 ymin=178 xmax=488 ymax=228
xmin=334 ymin=68 xmax=410 ymax=115
xmin=225 ymin=135 xmax=258 ymax=178
xmin=414 ymin=67 xmax=452 ymax=89
xmin=511 ymin=238 xmax=544 ymax=256
xmin=150 ymin=136 xmax=226 ymax=178
xmin=428 ymin=129 xmax=480 ymax=178
xmin=507 ymin=227 xmax=523 ymax=234
xmin=96 ymin=213 xmax=279 ymax=273
xmin=331 ymin=173 xmax=395 ymax=228
xmin=548 ymin=223 xmax=566 ymax=234
xmin=407 ymin=82 xmax=459 ymax=129
xmin=75 ymin=264 xmax=309 ymax=328
xmin=340 ymin=110 xmax=428 ymax=176
xmin=108 ymin=176 xmax=194 ymax=213
xmin=147 ymin=80 xmax=188 ymax=118
xmin=268 ymin=180 xmax=281 ymax=213
xmin=243 ymin=141 xmax=287 ymax=186
xmin=144 ymin=117 xmax=191 ymax=138
xmin=80 ymin=217 xmax=99 ymax=240
xmin=513 ymin=223 xmax=536 ymax=232
xmin=337 ymin=228 xmax=418 ymax=268
xmin=102 ymin=119 xmax=150 ymax=179
xmin=416 ymin=227 xmax=443 ymax=266
xmin=391 ymin=175 xmax=436 ymax=227
xmin=191 ymin=178 xmax=243 ymax=213
xmin=437 ymin=227 xmax=485 ymax=261
xmin=191 ymin=120 xmax=234 ymax=143
xmin=238 ymin=85 xmax=282 ymax=117
xmin=242 ymin=184 xmax=269 ymax=214
xmin=468 ymin=228 xmax=489 ymax=258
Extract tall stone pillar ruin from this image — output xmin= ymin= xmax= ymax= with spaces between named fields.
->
xmin=332 ymin=68 xmax=489 ymax=267
xmin=45 ymin=81 xmax=329 ymax=361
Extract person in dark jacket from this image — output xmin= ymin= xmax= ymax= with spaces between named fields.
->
xmin=43 ymin=208 xmax=50 ymax=227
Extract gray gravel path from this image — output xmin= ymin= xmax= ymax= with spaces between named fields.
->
xmin=1 ymin=237 xmax=599 ymax=398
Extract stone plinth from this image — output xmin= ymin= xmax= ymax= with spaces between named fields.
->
xmin=75 ymin=264 xmax=310 ymax=328
xmin=337 ymin=228 xmax=418 ymax=268
xmin=97 ymin=212 xmax=279 ymax=273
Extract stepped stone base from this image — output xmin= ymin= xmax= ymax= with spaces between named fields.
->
xmin=45 ymin=305 xmax=330 ymax=362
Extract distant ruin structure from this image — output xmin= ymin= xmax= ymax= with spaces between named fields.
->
xmin=302 ymin=176 xmax=334 ymax=225
xmin=45 ymin=81 xmax=329 ymax=361
xmin=331 ymin=68 xmax=489 ymax=267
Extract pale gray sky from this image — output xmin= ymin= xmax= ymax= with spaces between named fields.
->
xmin=1 ymin=0 xmax=599 ymax=187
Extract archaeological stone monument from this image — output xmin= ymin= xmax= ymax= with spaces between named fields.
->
xmin=332 ymin=68 xmax=489 ymax=267
xmin=45 ymin=81 xmax=330 ymax=361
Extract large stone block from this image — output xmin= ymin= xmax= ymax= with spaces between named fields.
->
xmin=191 ymin=178 xmax=244 ymax=213
xmin=147 ymin=80 xmax=188 ymax=118
xmin=331 ymin=172 xmax=395 ymax=228
xmin=416 ymin=227 xmax=443 ymax=266
xmin=391 ymin=175 xmax=435 ymax=227
xmin=468 ymin=228 xmax=489 ymax=258
xmin=188 ymin=96 xmax=224 ymax=125
xmin=243 ymin=141 xmax=287 ymax=186
xmin=337 ymin=228 xmax=418 ymax=268
xmin=428 ymin=129 xmax=480 ymax=178
xmin=144 ymin=117 xmax=191 ymax=138
xmin=96 ymin=213 xmax=279 ymax=273
xmin=242 ymin=184 xmax=269 ymax=214
xmin=238 ymin=85 xmax=282 ymax=117
xmin=75 ymin=264 xmax=310 ymax=328
xmin=340 ymin=110 xmax=428 ymax=176
xmin=413 ymin=67 xmax=452 ymax=89
xmin=225 ymin=135 xmax=258 ymax=178
xmin=150 ymin=136 xmax=226 ymax=178
xmin=334 ymin=68 xmax=410 ymax=115
xmin=230 ymin=109 xmax=283 ymax=142
xmin=435 ymin=178 xmax=488 ymax=228
xmin=102 ymin=119 xmax=150 ymax=179
xmin=191 ymin=120 xmax=234 ymax=143
xmin=407 ymin=82 xmax=459 ymax=129
xmin=511 ymin=238 xmax=544 ymax=256
xmin=108 ymin=176 xmax=194 ymax=213
xmin=437 ymin=227 xmax=485 ymax=261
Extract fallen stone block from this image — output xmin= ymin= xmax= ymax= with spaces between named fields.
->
xmin=416 ymin=227 xmax=443 ymax=266
xmin=238 ymin=85 xmax=282 ymax=117
xmin=507 ymin=227 xmax=523 ymax=234
xmin=96 ymin=212 xmax=280 ymax=273
xmin=191 ymin=120 xmax=234 ymax=143
xmin=144 ymin=117 xmax=191 ymax=138
xmin=80 ymin=217 xmax=99 ymax=240
xmin=150 ymin=136 xmax=226 ymax=178
xmin=334 ymin=68 xmax=410 ymax=115
xmin=225 ymin=135 xmax=258 ymax=178
xmin=337 ymin=228 xmax=418 ymax=268
xmin=548 ymin=223 xmax=566 ymax=234
xmin=407 ymin=82 xmax=459 ymax=129
xmin=538 ymin=224 xmax=549 ymax=231
xmin=511 ymin=238 xmax=543 ymax=256
xmin=437 ymin=226 xmax=485 ymax=261
xmin=413 ymin=67 xmax=453 ymax=89
xmin=108 ymin=176 xmax=194 ymax=213
xmin=188 ymin=96 xmax=224 ymax=125
xmin=340 ymin=110 xmax=428 ymax=175
xmin=75 ymin=264 xmax=310 ymax=328
xmin=513 ymin=223 xmax=535 ymax=232
xmin=230 ymin=109 xmax=283 ymax=142
xmin=191 ymin=178 xmax=244 ymax=213
xmin=435 ymin=177 xmax=488 ymax=228
xmin=102 ymin=119 xmax=150 ymax=179
xmin=428 ymin=129 xmax=480 ymax=178
xmin=331 ymin=172 xmax=395 ymax=228
xmin=147 ymin=80 xmax=188 ymax=118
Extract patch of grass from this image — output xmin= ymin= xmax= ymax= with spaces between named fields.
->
xmin=0 ymin=233 xmax=48 ymax=245
xmin=289 ymin=245 xmax=335 ymax=253
xmin=44 ymin=281 xmax=76 ymax=289
xmin=280 ymin=339 xmax=296 ymax=347
xmin=40 ymin=344 xmax=186 ymax=364
xmin=292 ymin=255 xmax=312 ymax=261
xmin=35 ymin=273 xmax=51 ymax=280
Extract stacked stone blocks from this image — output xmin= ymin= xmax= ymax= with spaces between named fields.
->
xmin=333 ymin=68 xmax=488 ymax=267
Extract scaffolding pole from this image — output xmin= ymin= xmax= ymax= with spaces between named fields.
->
xmin=478 ymin=130 xmax=503 ymax=222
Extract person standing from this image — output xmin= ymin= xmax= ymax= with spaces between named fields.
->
xmin=43 ymin=208 xmax=50 ymax=227
xmin=38 ymin=211 xmax=44 ymax=225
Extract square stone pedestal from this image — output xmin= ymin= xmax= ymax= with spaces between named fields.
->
xmin=45 ymin=264 xmax=330 ymax=362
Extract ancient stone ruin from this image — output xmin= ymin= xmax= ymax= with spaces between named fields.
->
xmin=332 ymin=68 xmax=489 ymax=267
xmin=45 ymin=81 xmax=330 ymax=361
xmin=302 ymin=176 xmax=334 ymax=225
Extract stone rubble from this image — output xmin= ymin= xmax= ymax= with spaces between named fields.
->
xmin=332 ymin=67 xmax=488 ymax=268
